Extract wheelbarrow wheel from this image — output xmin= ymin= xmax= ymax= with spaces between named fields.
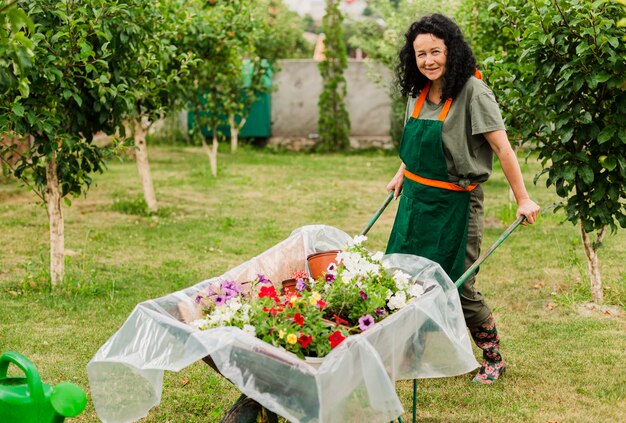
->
xmin=219 ymin=395 xmax=278 ymax=423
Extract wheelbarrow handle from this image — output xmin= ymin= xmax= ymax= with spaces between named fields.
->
xmin=358 ymin=191 xmax=396 ymax=237
xmin=455 ymin=215 xmax=526 ymax=289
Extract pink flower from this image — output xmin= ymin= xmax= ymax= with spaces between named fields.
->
xmin=358 ymin=314 xmax=375 ymax=331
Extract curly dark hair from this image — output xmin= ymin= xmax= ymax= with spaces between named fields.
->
xmin=396 ymin=14 xmax=476 ymax=100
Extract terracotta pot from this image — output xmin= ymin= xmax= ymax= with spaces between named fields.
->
xmin=281 ymin=278 xmax=298 ymax=295
xmin=306 ymin=250 xmax=341 ymax=279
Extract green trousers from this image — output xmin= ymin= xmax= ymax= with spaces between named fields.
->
xmin=462 ymin=185 xmax=493 ymax=327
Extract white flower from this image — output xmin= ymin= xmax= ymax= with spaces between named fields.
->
xmin=408 ymin=283 xmax=424 ymax=298
xmin=228 ymin=299 xmax=242 ymax=312
xmin=190 ymin=318 xmax=208 ymax=329
xmin=242 ymin=324 xmax=256 ymax=336
xmin=386 ymin=289 xmax=393 ymax=300
xmin=341 ymin=270 xmax=356 ymax=283
xmin=207 ymin=312 xmax=222 ymax=326
xmin=387 ymin=291 xmax=407 ymax=310
xmin=348 ymin=235 xmax=368 ymax=246
xmin=220 ymin=309 xmax=235 ymax=324
xmin=371 ymin=251 xmax=384 ymax=262
xmin=393 ymin=270 xmax=412 ymax=290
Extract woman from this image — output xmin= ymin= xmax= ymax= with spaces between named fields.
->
xmin=386 ymin=14 xmax=540 ymax=384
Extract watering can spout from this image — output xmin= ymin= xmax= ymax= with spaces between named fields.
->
xmin=0 ymin=352 xmax=87 ymax=423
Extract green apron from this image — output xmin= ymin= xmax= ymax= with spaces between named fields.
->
xmin=386 ymin=83 xmax=472 ymax=283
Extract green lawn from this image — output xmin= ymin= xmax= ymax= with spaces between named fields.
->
xmin=0 ymin=144 xmax=624 ymax=422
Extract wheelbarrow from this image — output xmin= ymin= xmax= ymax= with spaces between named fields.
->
xmin=207 ymin=192 xmax=526 ymax=423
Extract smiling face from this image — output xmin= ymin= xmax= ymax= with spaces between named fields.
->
xmin=413 ymin=33 xmax=447 ymax=84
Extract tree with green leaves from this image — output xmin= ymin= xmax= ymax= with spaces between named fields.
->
xmin=183 ymin=0 xmax=256 ymax=176
xmin=317 ymin=0 xmax=350 ymax=152
xmin=0 ymin=0 xmax=145 ymax=285
xmin=459 ymin=0 xmax=626 ymax=303
xmin=114 ymin=0 xmax=196 ymax=212
xmin=224 ymin=0 xmax=305 ymax=153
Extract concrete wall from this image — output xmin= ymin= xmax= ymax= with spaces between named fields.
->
xmin=270 ymin=59 xmax=393 ymax=148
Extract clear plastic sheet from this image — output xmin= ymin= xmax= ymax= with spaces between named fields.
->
xmin=88 ymin=225 xmax=478 ymax=423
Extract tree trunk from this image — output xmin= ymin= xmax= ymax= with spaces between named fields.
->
xmin=229 ymin=114 xmax=238 ymax=154
xmin=132 ymin=118 xmax=158 ymax=213
xmin=580 ymin=222 xmax=606 ymax=303
xmin=45 ymin=152 xmax=64 ymax=286
xmin=228 ymin=114 xmax=247 ymax=154
xmin=202 ymin=125 xmax=218 ymax=177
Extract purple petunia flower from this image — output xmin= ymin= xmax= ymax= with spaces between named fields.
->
xmin=296 ymin=278 xmax=307 ymax=292
xmin=359 ymin=290 xmax=368 ymax=300
xmin=375 ymin=308 xmax=387 ymax=318
xmin=257 ymin=274 xmax=271 ymax=284
xmin=194 ymin=295 xmax=203 ymax=304
xmin=325 ymin=273 xmax=335 ymax=282
xmin=214 ymin=295 xmax=226 ymax=306
xmin=223 ymin=288 xmax=238 ymax=300
xmin=358 ymin=314 xmax=375 ymax=331
xmin=221 ymin=280 xmax=243 ymax=293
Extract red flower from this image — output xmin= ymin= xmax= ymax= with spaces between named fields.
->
xmin=328 ymin=331 xmax=345 ymax=349
xmin=259 ymin=285 xmax=278 ymax=299
xmin=333 ymin=314 xmax=349 ymax=326
xmin=263 ymin=306 xmax=283 ymax=316
xmin=316 ymin=300 xmax=327 ymax=309
xmin=298 ymin=334 xmax=313 ymax=348
xmin=293 ymin=312 xmax=305 ymax=326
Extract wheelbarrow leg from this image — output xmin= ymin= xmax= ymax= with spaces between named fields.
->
xmin=261 ymin=406 xmax=279 ymax=423
xmin=220 ymin=394 xmax=268 ymax=423
xmin=412 ymin=379 xmax=418 ymax=423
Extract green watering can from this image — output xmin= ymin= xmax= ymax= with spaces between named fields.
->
xmin=0 ymin=352 xmax=86 ymax=422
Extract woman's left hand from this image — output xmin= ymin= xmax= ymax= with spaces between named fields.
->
xmin=517 ymin=198 xmax=541 ymax=224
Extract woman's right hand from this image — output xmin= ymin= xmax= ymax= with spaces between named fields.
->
xmin=387 ymin=163 xmax=405 ymax=200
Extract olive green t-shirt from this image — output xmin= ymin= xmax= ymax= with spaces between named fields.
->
xmin=404 ymin=76 xmax=505 ymax=184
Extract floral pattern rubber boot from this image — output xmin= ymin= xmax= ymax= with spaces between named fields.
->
xmin=468 ymin=314 xmax=505 ymax=384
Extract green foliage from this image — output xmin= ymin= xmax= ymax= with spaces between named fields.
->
xmin=112 ymin=194 xmax=172 ymax=217
xmin=459 ymin=0 xmax=626 ymax=234
xmin=253 ymin=0 xmax=312 ymax=62
xmin=111 ymin=0 xmax=197 ymax=125
xmin=0 ymin=0 xmax=147 ymax=201
xmin=181 ymin=0 xmax=255 ymax=142
xmin=317 ymin=0 xmax=350 ymax=152
xmin=0 ymin=0 xmax=34 ymax=97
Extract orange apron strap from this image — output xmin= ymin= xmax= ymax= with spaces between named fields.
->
xmin=410 ymin=81 xmax=431 ymax=119
xmin=404 ymin=169 xmax=477 ymax=192
xmin=438 ymin=98 xmax=452 ymax=121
